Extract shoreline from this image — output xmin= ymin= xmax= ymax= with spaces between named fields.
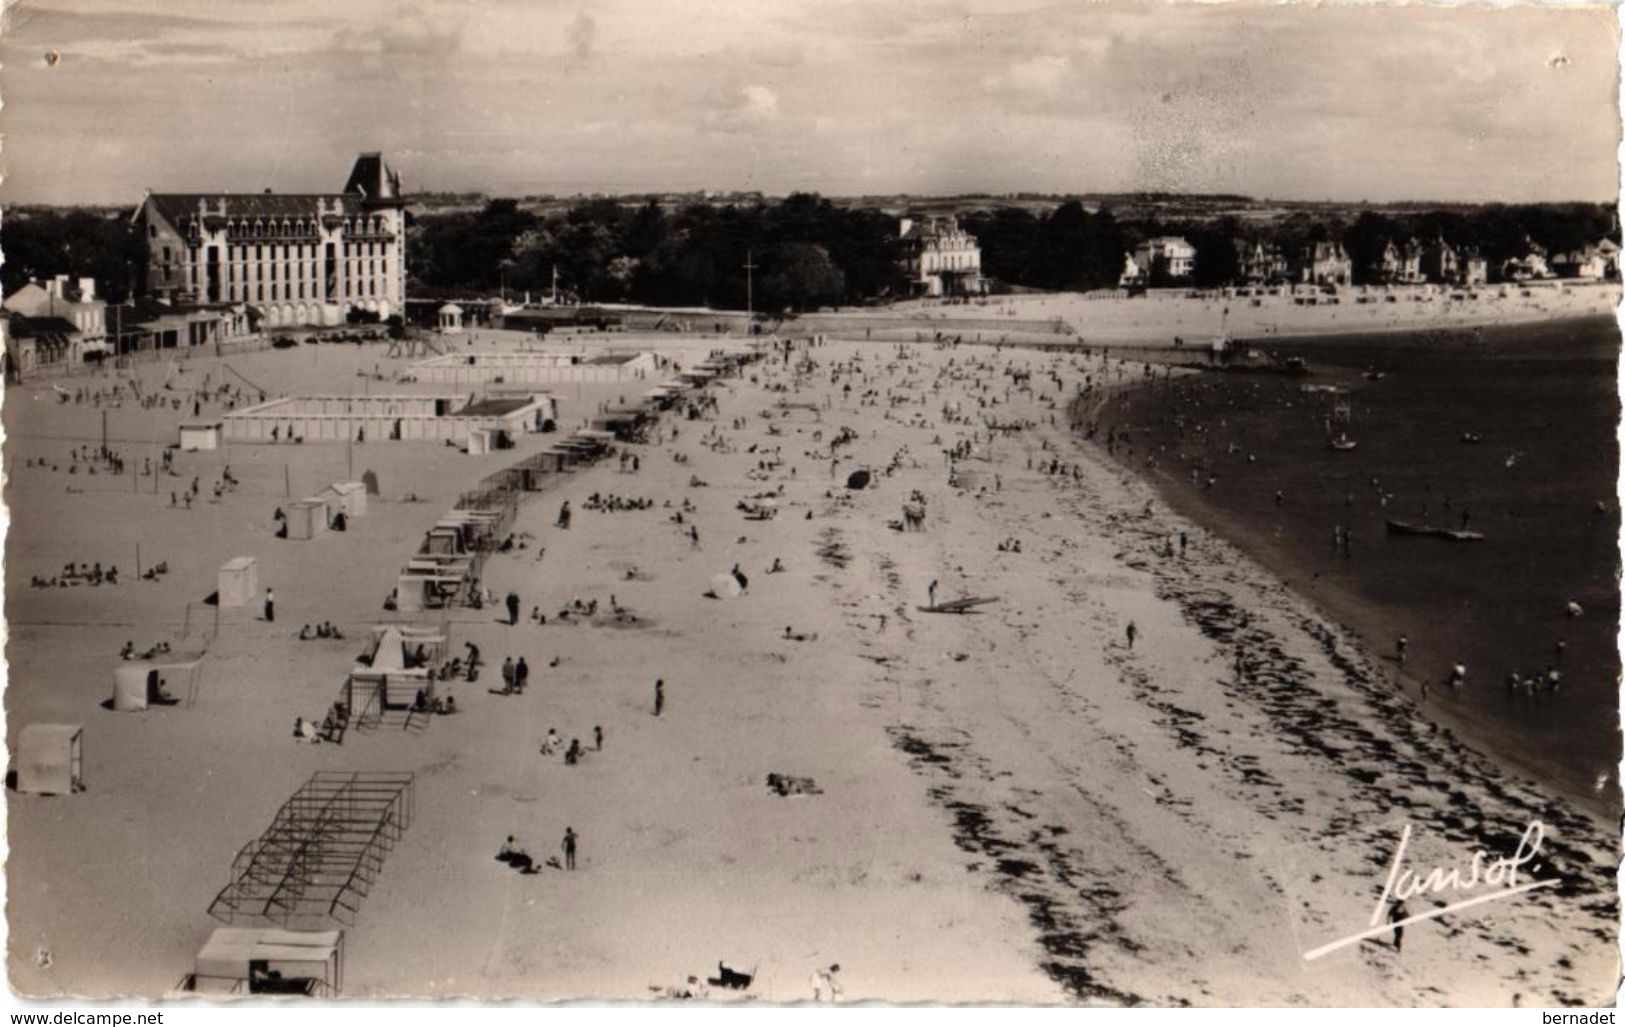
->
xmin=1064 ymin=319 xmax=1622 ymax=823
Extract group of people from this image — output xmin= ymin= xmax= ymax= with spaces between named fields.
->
xmin=119 ymin=639 xmax=171 ymax=661
xmin=540 ymin=724 xmax=603 ymax=765
xmin=33 ymin=561 xmax=120 ymax=588
xmin=499 ymin=655 xmax=532 ymax=695
xmin=496 ymin=828 xmax=578 ymax=874
xmin=297 ymin=622 xmax=346 ymax=641
xmin=582 ymin=492 xmax=655 ymax=512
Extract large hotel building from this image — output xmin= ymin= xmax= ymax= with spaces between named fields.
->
xmin=134 ymin=153 xmax=407 ymax=328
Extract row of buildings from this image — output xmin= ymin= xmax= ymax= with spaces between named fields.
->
xmin=4 ymin=153 xmax=409 ymax=380
xmin=898 ymin=217 xmax=1621 ymax=298
xmin=1123 ymin=234 xmax=1621 ymax=289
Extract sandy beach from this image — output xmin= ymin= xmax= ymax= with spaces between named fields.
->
xmin=5 ymin=304 xmax=1618 ymax=1003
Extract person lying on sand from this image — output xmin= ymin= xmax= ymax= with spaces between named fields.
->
xmin=783 ymin=626 xmax=818 ymax=642
xmin=496 ymin=836 xmax=539 ymax=874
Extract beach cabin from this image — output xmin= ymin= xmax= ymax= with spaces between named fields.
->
xmin=285 ymin=499 xmax=329 ymax=540
xmin=467 ymin=428 xmax=497 ymax=456
xmin=320 ymin=482 xmax=367 ymax=519
xmin=175 ymin=928 xmax=344 ymax=997
xmin=111 ymin=658 xmax=203 ymax=711
xmin=217 ymin=557 xmax=259 ymax=608
xmin=394 ymin=569 xmax=465 ymax=612
xmin=16 ymin=724 xmax=84 ymax=795
xmin=179 ymin=421 xmax=223 ymax=452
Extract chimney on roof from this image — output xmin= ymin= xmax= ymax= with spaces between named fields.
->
xmin=47 ymin=275 xmax=68 ymax=300
xmin=899 ymin=218 xmax=913 ymax=238
xmin=78 ymin=278 xmax=96 ymax=302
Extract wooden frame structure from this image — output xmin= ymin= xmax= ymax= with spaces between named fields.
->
xmin=207 ymin=771 xmax=415 ymax=927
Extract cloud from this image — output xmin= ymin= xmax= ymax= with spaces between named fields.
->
xmin=699 ymin=83 xmax=783 ymax=135
xmin=982 ymin=54 xmax=1070 ymax=96
xmin=337 ymin=4 xmax=462 ymax=58
xmin=741 ymin=84 xmax=779 ymax=119
xmin=567 ymin=10 xmax=595 ymax=66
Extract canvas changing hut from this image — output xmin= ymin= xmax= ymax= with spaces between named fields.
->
xmin=285 ymin=499 xmax=329 ymax=540
xmin=320 ymin=482 xmax=367 ymax=519
xmin=217 ymin=557 xmax=259 ymax=608
xmin=112 ymin=658 xmax=203 ymax=711
xmin=179 ymin=421 xmax=223 ymax=452
xmin=16 ymin=723 xmax=84 ymax=795
xmin=177 ymin=928 xmax=344 ymax=997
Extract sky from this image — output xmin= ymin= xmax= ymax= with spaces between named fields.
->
xmin=0 ymin=0 xmax=1619 ymax=205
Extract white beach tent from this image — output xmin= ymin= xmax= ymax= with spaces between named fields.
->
xmin=285 ymin=499 xmax=329 ymax=540
xmin=112 ymin=658 xmax=204 ymax=711
xmin=322 ymin=482 xmax=367 ymax=518
xmin=16 ymin=724 xmax=83 ymax=795
xmin=217 ymin=557 xmax=259 ymax=609
xmin=113 ymin=664 xmax=160 ymax=711
xmin=708 ymin=573 xmax=744 ymax=599
xmin=179 ymin=421 xmax=223 ymax=451
xmin=183 ymin=928 xmax=344 ymax=997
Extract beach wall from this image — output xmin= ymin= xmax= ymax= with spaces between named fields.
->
xmin=221 ymin=394 xmax=554 ymax=443
xmin=410 ymin=351 xmax=658 ymax=386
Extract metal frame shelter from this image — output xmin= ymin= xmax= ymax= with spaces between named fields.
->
xmin=207 ymin=771 xmax=415 ymax=927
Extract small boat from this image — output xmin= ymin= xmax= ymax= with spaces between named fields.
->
xmin=1385 ymin=518 xmax=1485 ymax=542
xmin=1329 ymin=433 xmax=1357 ymax=452
xmin=1460 ymin=432 xmax=1482 ymax=444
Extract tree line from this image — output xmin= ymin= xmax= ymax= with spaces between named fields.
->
xmin=2 ymin=197 xmax=1615 ymax=310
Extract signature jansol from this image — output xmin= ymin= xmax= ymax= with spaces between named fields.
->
xmin=1303 ymin=820 xmax=1559 ymax=961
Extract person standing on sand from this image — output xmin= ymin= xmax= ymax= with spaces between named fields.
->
xmin=1389 ymin=900 xmax=1409 ymax=952
xmin=1125 ymin=621 xmax=1137 ymax=649
xmin=506 ymin=591 xmax=520 ymax=626
xmin=501 ymin=657 xmax=516 ymax=695
xmin=928 ymin=579 xmax=938 ymax=608
xmin=562 ymin=827 xmax=578 ymax=870
xmin=811 ymin=963 xmax=843 ymax=1002
xmin=264 ymin=587 xmax=275 ymax=623
xmin=594 ymin=725 xmax=603 ymax=751
xmin=654 ymin=678 xmax=665 ymax=717
xmin=515 ymin=656 xmax=529 ymax=694
xmin=1396 ymin=635 xmax=1409 ymax=665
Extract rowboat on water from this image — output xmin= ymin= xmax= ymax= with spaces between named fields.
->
xmin=1328 ymin=433 xmax=1357 ymax=452
xmin=1384 ymin=518 xmax=1485 ymax=542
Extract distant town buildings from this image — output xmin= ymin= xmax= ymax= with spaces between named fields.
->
xmin=1419 ymin=238 xmax=1459 ymax=285
xmin=134 ymin=153 xmax=407 ymax=329
xmin=1501 ymin=239 xmax=1553 ymax=282
xmin=2 ymin=275 xmax=106 ymax=373
xmin=1236 ymin=241 xmax=1289 ymax=285
xmin=1552 ymin=238 xmax=1621 ymax=280
xmin=1373 ymin=238 xmax=1424 ymax=285
xmin=1301 ymin=241 xmax=1353 ymax=287
xmin=1132 ymin=236 xmax=1197 ymax=281
xmin=899 ymin=216 xmax=988 ymax=297
xmin=1460 ymin=249 xmax=1489 ymax=286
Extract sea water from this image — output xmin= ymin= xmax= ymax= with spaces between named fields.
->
xmin=1092 ymin=316 xmax=1621 ymax=814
